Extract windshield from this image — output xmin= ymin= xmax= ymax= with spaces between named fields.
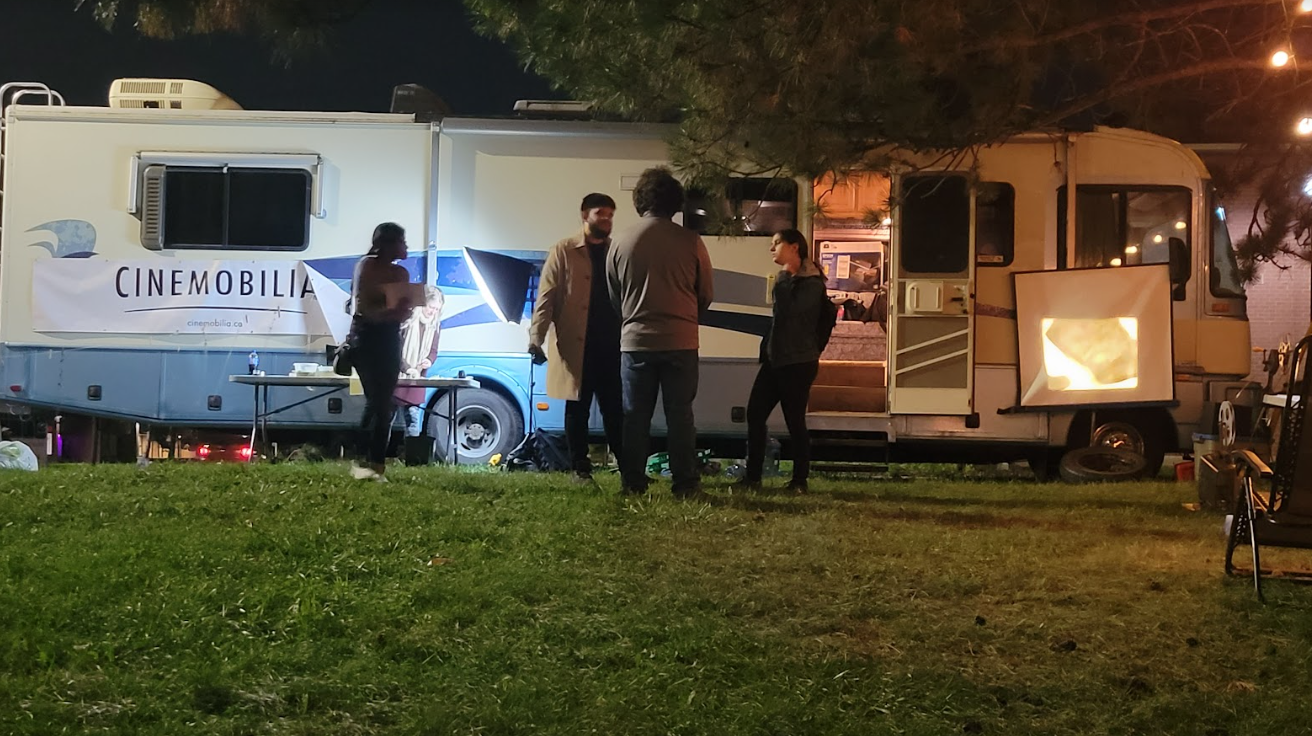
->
xmin=1209 ymin=187 xmax=1246 ymax=299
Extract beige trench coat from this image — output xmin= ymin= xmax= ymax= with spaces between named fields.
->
xmin=528 ymin=231 xmax=605 ymax=401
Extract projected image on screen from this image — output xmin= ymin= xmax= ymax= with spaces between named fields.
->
xmin=1041 ymin=317 xmax=1139 ymax=391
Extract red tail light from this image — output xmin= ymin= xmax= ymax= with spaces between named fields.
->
xmin=239 ymin=446 xmax=253 ymax=460
xmin=197 ymin=445 xmax=211 ymax=459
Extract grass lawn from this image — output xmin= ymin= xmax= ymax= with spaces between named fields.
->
xmin=1 ymin=462 xmax=1309 ymax=735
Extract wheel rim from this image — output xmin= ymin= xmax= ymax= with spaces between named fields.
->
xmin=1092 ymin=421 xmax=1145 ymax=457
xmin=457 ymin=404 xmax=502 ymax=460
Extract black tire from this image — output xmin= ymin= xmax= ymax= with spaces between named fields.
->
xmin=429 ymin=388 xmax=524 ymax=465
xmin=1059 ymin=446 xmax=1148 ymax=484
xmin=1089 ymin=411 xmax=1167 ymax=479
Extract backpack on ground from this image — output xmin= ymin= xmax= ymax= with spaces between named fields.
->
xmin=502 ymin=428 xmax=571 ymax=472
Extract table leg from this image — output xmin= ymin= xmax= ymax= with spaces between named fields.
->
xmin=449 ymin=387 xmax=458 ymax=465
xmin=250 ymin=385 xmax=260 ymax=463
xmin=262 ymin=385 xmax=274 ymax=462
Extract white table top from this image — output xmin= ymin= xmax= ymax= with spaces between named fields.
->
xmin=230 ymin=374 xmax=480 ymax=389
xmin=1263 ymin=393 xmax=1301 ymax=407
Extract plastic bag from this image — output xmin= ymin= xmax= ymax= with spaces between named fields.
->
xmin=0 ymin=441 xmax=39 ymax=471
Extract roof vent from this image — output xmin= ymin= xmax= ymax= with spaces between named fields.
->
xmin=108 ymin=78 xmax=242 ymax=111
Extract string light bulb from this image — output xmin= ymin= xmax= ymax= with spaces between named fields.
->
xmin=1298 ymin=117 xmax=1312 ymax=136
xmin=1273 ymin=50 xmax=1292 ymax=67
xmin=1302 ymin=0 xmax=1312 ymax=13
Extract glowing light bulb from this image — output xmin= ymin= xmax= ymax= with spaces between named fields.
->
xmin=1302 ymin=0 xmax=1312 ymax=13
xmin=1273 ymin=50 xmax=1292 ymax=67
xmin=1300 ymin=117 xmax=1312 ymax=136
xmin=1126 ymin=245 xmax=1140 ymax=254
xmin=1152 ymin=234 xmax=1163 ymax=244
xmin=1174 ymin=221 xmax=1187 ymax=230
xmin=881 ymin=217 xmax=891 ymax=226
xmin=1110 ymin=258 xmax=1123 ymax=267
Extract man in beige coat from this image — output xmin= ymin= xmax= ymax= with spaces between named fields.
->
xmin=528 ymin=193 xmax=624 ymax=482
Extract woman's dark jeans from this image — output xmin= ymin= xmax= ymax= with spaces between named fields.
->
xmin=745 ymin=358 xmax=819 ymax=484
xmin=353 ymin=321 xmax=402 ymax=465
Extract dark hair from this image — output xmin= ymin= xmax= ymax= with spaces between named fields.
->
xmin=369 ymin=222 xmax=405 ymax=256
xmin=631 ymin=167 xmax=685 ymax=218
xmin=775 ymin=228 xmax=810 ymax=261
xmin=580 ymin=192 xmax=617 ymax=211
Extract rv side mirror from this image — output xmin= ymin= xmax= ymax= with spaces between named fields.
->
xmin=1168 ymin=238 xmax=1188 ymax=284
xmin=1168 ymin=237 xmax=1188 ymax=301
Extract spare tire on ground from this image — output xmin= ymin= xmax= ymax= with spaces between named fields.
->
xmin=1059 ymin=446 xmax=1148 ymax=484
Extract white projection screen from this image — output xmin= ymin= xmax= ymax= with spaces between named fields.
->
xmin=1014 ymin=264 xmax=1174 ymax=408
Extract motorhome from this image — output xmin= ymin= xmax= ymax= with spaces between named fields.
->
xmin=0 ymin=80 xmax=1254 ymax=475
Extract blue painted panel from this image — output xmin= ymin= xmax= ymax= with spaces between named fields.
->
xmin=41 ymin=348 xmax=163 ymax=419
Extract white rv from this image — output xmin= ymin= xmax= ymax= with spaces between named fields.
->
xmin=0 ymin=80 xmax=1253 ymax=474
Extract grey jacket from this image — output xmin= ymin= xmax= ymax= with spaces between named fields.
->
xmin=606 ymin=214 xmax=714 ymax=352
xmin=764 ymin=259 xmax=828 ymax=366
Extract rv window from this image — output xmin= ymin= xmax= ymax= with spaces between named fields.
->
xmin=900 ymin=175 xmax=970 ymax=274
xmin=1209 ymin=190 xmax=1246 ymax=299
xmin=683 ymin=177 xmax=797 ymax=236
xmin=1056 ymin=185 xmax=1191 ymax=299
xmin=975 ymin=182 xmax=1015 ymax=266
xmin=159 ymin=166 xmax=310 ymax=250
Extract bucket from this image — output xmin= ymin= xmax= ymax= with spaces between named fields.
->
xmin=1174 ymin=461 xmax=1195 ymax=482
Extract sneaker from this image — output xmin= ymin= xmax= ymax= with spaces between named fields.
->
xmin=671 ymin=483 xmax=705 ymax=499
xmin=350 ymin=465 xmax=379 ymax=481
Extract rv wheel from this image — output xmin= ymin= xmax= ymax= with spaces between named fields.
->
xmin=1058 ymin=446 xmax=1148 ymax=484
xmin=1090 ymin=412 xmax=1165 ymax=479
xmin=430 ymin=388 xmax=524 ymax=465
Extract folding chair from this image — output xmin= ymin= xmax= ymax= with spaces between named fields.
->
xmin=1226 ymin=334 xmax=1312 ymax=602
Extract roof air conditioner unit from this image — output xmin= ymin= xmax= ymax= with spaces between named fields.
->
xmin=512 ymin=100 xmax=594 ymax=117
xmin=108 ymin=78 xmax=243 ymax=111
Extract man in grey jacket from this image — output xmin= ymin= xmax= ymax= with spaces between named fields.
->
xmin=606 ymin=167 xmax=714 ymax=496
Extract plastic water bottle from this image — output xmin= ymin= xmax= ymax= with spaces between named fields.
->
xmin=248 ymin=351 xmax=260 ymax=375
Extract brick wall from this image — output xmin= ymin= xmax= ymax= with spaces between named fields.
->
xmin=1196 ymin=149 xmax=1311 ymax=380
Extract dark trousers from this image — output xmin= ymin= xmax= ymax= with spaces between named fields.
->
xmin=745 ymin=358 xmax=819 ymax=484
xmin=621 ymin=350 xmax=699 ymax=492
xmin=564 ymin=353 xmax=624 ymax=474
xmin=353 ymin=322 xmax=402 ymax=465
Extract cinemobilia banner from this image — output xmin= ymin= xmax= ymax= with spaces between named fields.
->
xmin=32 ymin=259 xmax=350 ymax=339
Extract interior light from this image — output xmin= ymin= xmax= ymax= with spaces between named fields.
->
xmin=1174 ymin=221 xmax=1187 ymax=230
xmin=1304 ymin=177 xmax=1312 ymax=197
xmin=1110 ymin=258 xmax=1123 ymax=267
xmin=881 ymin=217 xmax=892 ymax=226
xmin=1152 ymin=234 xmax=1163 ymax=244
xmin=1273 ymin=50 xmax=1292 ymax=67
xmin=1126 ymin=245 xmax=1140 ymax=254
xmin=1299 ymin=117 xmax=1312 ymax=136
xmin=1302 ymin=0 xmax=1312 ymax=13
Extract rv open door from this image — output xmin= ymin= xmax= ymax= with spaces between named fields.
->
xmin=887 ymin=174 xmax=976 ymax=415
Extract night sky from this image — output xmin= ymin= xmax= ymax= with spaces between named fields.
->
xmin=1 ymin=0 xmax=560 ymax=114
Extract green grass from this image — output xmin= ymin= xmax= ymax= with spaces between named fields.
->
xmin=1 ymin=462 xmax=1308 ymax=735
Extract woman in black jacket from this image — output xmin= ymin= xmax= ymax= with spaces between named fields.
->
xmin=737 ymin=228 xmax=829 ymax=493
